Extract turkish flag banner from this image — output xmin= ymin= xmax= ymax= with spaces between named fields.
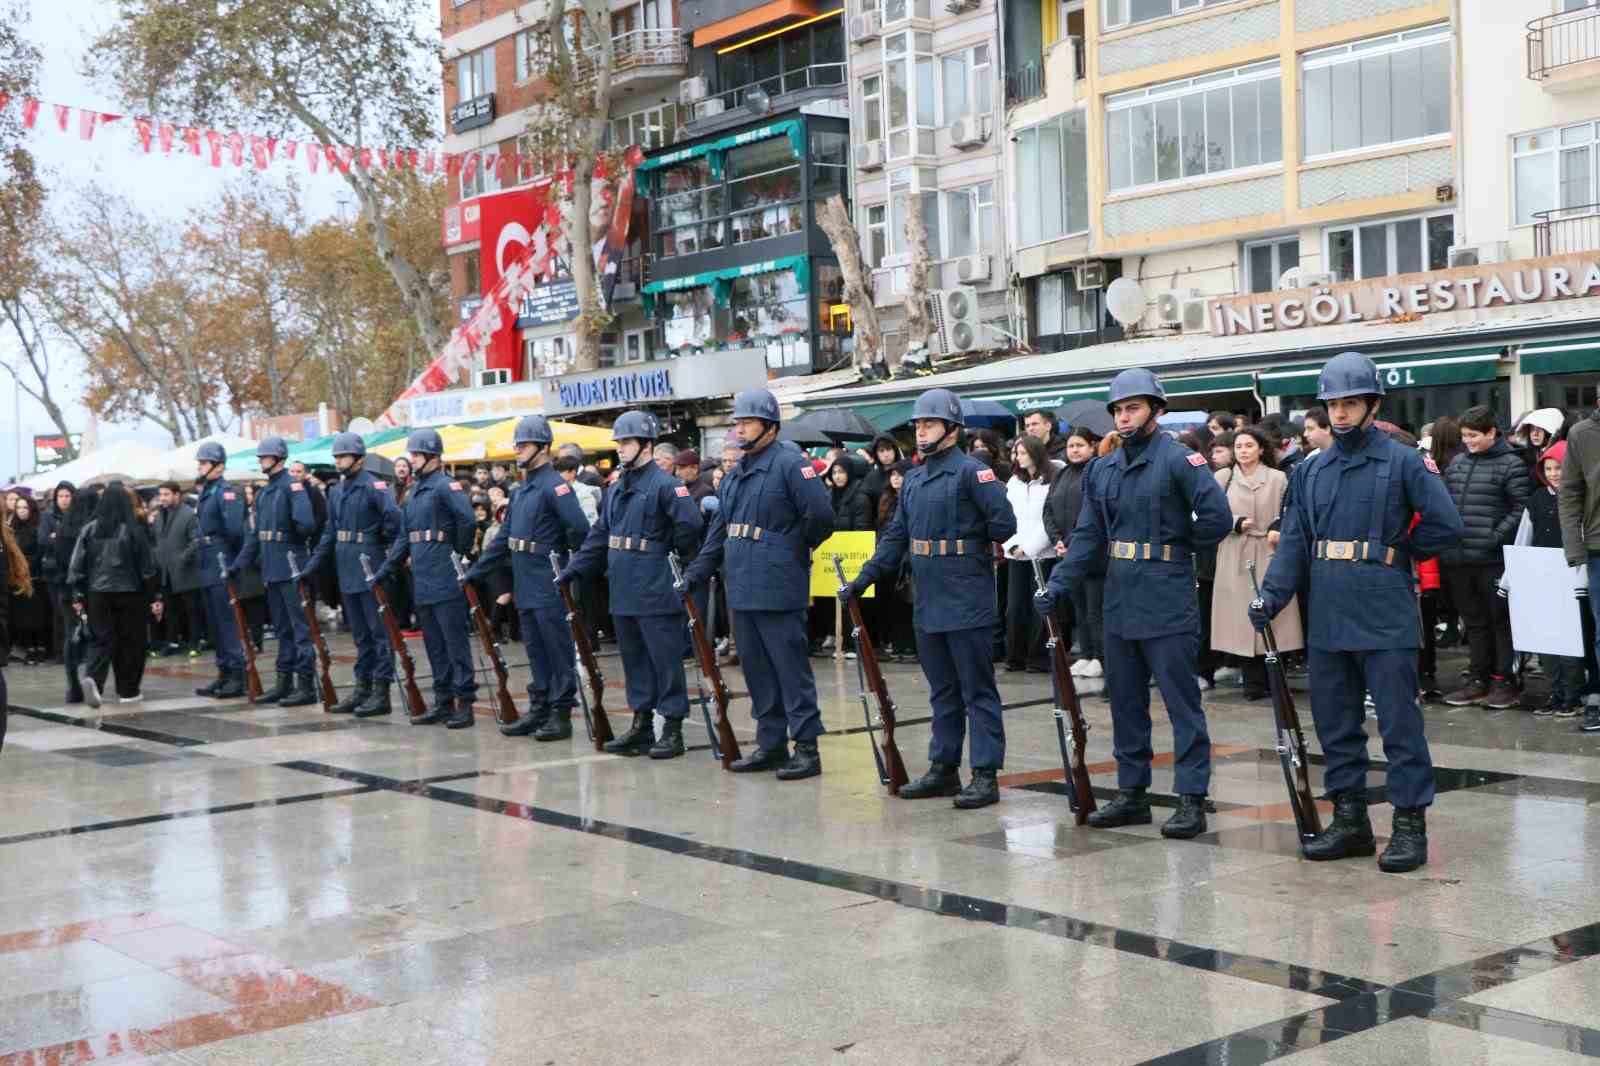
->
xmin=133 ymin=116 xmax=154 ymax=152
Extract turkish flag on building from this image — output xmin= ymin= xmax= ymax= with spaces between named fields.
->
xmin=474 ymin=186 xmax=549 ymax=379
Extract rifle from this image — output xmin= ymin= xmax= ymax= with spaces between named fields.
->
xmin=362 ymin=554 xmax=426 ymax=720
xmin=669 ymin=553 xmax=741 ymax=769
xmin=220 ymin=554 xmax=263 ymax=702
xmin=453 ymin=553 xmax=519 ymax=726
xmin=1248 ymin=560 xmax=1323 ymax=850
xmin=287 ymin=551 xmax=338 ymax=712
xmin=1032 ymin=560 xmax=1096 ymax=825
xmin=832 ymin=554 xmax=909 ymax=795
xmin=552 ymin=554 xmax=614 ymax=750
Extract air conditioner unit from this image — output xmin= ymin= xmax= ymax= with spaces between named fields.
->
xmin=940 ymin=286 xmax=980 ymax=354
xmin=849 ymin=10 xmax=881 ymax=42
xmin=945 ymin=0 xmax=978 ymax=12
xmin=956 ymin=254 xmax=991 ymax=283
xmin=1448 ymin=242 xmax=1511 ymax=268
xmin=477 ymin=368 xmax=511 ymax=387
xmin=1180 ymin=296 xmax=1212 ymax=334
xmin=697 ymin=98 xmax=726 ymax=118
xmin=678 ymin=76 xmax=708 ymax=106
xmin=1155 ymin=288 xmax=1199 ymax=326
xmin=948 ymin=116 xmax=988 ymax=149
xmin=1074 ymin=261 xmax=1107 ymax=290
xmin=1277 ymin=268 xmax=1332 ymax=291
xmin=854 ymin=139 xmax=886 ymax=171
xmin=882 ymin=251 xmax=912 ymax=269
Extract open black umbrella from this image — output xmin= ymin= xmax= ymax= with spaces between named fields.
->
xmin=957 ymin=397 xmax=1017 ymax=430
xmin=1053 ymin=398 xmax=1114 ymax=439
xmin=787 ymin=408 xmax=881 ymax=444
xmin=778 ymin=422 xmax=835 ymax=447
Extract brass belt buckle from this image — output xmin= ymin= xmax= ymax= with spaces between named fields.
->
xmin=1111 ymin=541 xmax=1136 ymax=560
xmin=1325 ymin=541 xmax=1355 ymax=561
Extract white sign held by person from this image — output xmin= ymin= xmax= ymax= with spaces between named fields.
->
xmin=1504 ymin=546 xmax=1586 ymax=658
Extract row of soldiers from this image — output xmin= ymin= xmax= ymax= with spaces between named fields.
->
xmin=190 ymin=350 xmax=1461 ymax=873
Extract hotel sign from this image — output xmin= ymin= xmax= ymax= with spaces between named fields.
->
xmin=1210 ymin=253 xmax=1600 ymax=337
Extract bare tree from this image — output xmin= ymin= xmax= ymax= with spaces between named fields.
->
xmin=815 ymin=195 xmax=882 ymax=369
xmin=902 ymin=193 xmax=933 ymax=353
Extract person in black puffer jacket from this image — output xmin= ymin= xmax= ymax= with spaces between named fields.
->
xmin=54 ymin=486 xmax=100 ymax=703
xmin=1439 ymin=406 xmax=1534 ymax=709
xmin=0 ymin=513 xmax=30 ymax=752
xmin=828 ymin=455 xmax=873 ymax=532
xmin=67 ymin=482 xmax=161 ymax=708
xmin=860 ymin=434 xmax=903 ymax=515
xmin=38 ymin=480 xmax=74 ymax=660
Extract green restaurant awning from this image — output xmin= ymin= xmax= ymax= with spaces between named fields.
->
xmin=972 ymin=371 xmax=1255 ymax=414
xmin=642 ymin=254 xmax=810 ymax=300
xmin=634 ymin=118 xmax=805 ymax=192
xmin=1519 ymin=336 xmax=1600 ymax=376
xmin=1256 ymin=347 xmax=1504 ymax=398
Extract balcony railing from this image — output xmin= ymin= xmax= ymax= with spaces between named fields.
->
xmin=1003 ymin=37 xmax=1085 ymax=107
xmin=1528 ymin=5 xmax=1600 ymax=81
xmin=709 ymin=62 xmax=847 ymax=114
xmin=576 ymin=28 xmax=688 ymax=80
xmin=1534 ymin=203 xmax=1600 ymax=256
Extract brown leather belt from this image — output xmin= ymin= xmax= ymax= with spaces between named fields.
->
xmin=1315 ymin=540 xmax=1398 ymax=566
xmin=335 ymin=531 xmax=367 ymax=543
xmin=910 ymin=538 xmax=981 ymax=556
xmin=1109 ymin=540 xmax=1189 ymax=562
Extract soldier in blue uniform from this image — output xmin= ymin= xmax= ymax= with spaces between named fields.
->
xmin=1250 ymin=352 xmax=1463 ymax=873
xmin=305 ymin=433 xmax=404 ymax=718
xmin=559 ymin=411 xmax=703 ymax=758
xmin=467 ymin=415 xmax=591 ymax=739
xmin=682 ymin=389 xmax=835 ymax=779
xmin=1036 ymin=369 xmax=1232 ymax=838
xmin=840 ymin=389 xmax=1017 ymax=808
xmin=193 ymin=441 xmax=248 ymax=699
xmin=231 ymin=437 xmax=320 ymax=707
xmin=372 ymin=428 xmax=480 ymax=728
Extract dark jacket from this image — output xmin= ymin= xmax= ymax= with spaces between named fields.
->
xmin=68 ymin=521 xmax=159 ymax=597
xmin=860 ymin=435 xmax=903 ymax=511
xmin=153 ymin=502 xmax=201 ymax=594
xmin=830 ymin=457 xmax=873 ymax=531
xmin=0 ymin=535 xmax=11 ymax=662
xmin=1042 ymin=457 xmax=1091 ymax=548
xmin=38 ymin=481 xmax=74 ymax=585
xmin=1441 ymin=438 xmax=1534 ymax=566
xmin=1560 ymin=411 xmax=1600 ymax=567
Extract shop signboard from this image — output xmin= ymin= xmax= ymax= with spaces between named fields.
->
xmin=405 ymin=380 xmax=545 ymax=427
xmin=514 ymin=281 xmax=581 ymax=327
xmin=542 ymin=347 xmax=769 ymax=415
xmin=32 ymin=433 xmax=81 ymax=470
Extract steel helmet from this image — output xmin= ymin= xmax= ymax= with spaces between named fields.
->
xmin=732 ymin=388 xmax=781 ymax=423
xmin=195 ymin=441 xmax=227 ymax=465
xmin=911 ymin=388 xmax=965 ymax=427
xmin=256 ymin=436 xmax=289 ymax=461
xmin=1104 ymin=369 xmax=1167 ymax=413
xmin=406 ymin=428 xmax=445 ymax=456
xmin=513 ymin=415 xmax=554 ymax=446
xmin=331 ymin=432 xmax=366 ymax=458
xmin=1317 ymin=352 xmax=1385 ymax=401
xmin=611 ymin=410 xmax=660 ymax=443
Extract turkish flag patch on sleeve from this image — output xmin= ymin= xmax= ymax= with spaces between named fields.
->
xmin=290 ymin=482 xmax=303 ymax=492
xmin=976 ymin=468 xmax=996 ymax=483
xmin=554 ymin=484 xmax=571 ymax=496
xmin=1423 ymin=455 xmax=1440 ymax=474
xmin=675 ymin=485 xmax=690 ymax=497
xmin=1187 ymin=453 xmax=1207 ymax=467
xmin=373 ymin=480 xmax=388 ymax=490
xmin=449 ymin=481 xmax=462 ymax=491
xmin=800 ymin=465 xmax=816 ymax=479
xmin=223 ymin=492 xmax=236 ymax=501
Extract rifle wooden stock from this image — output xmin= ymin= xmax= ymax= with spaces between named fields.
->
xmin=295 ymin=580 xmax=339 ymax=712
xmin=364 ymin=558 xmax=426 ymax=719
xmin=1248 ymin=561 xmax=1322 ymax=849
xmin=224 ymin=571 xmax=263 ymax=702
xmin=670 ymin=556 xmax=740 ymax=769
xmin=554 ymin=556 xmax=613 ymax=750
xmin=463 ymin=579 xmax=519 ymax=725
xmin=1032 ymin=560 xmax=1095 ymax=825
xmin=832 ymin=555 xmax=909 ymax=796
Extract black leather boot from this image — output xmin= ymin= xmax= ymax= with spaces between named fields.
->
xmin=256 ymin=672 xmax=293 ymax=706
xmin=729 ymin=745 xmax=788 ymax=772
xmin=1161 ymin=794 xmax=1208 ymax=839
xmin=604 ymin=711 xmax=655 ymax=755
xmin=412 ymin=697 xmax=451 ymax=725
xmin=776 ymin=740 xmax=822 ymax=780
xmin=1378 ymin=807 xmax=1428 ymax=873
xmin=352 ymin=683 xmax=392 ymax=719
xmin=533 ymin=710 xmax=573 ymax=741
xmin=1087 ymin=788 xmax=1152 ymax=828
xmin=649 ymin=718 xmax=686 ymax=760
xmin=899 ymin=762 xmax=962 ymax=799
xmin=953 ymin=768 xmax=999 ymax=809
xmin=195 ymin=672 xmax=226 ymax=697
xmin=1304 ymin=791 xmax=1376 ymax=861
xmin=213 ymin=671 xmax=246 ymax=699
xmin=500 ymin=704 xmax=549 ymax=737
xmin=445 ymin=698 xmax=476 ymax=729
xmin=280 ymin=673 xmax=319 ymax=708
xmin=331 ymin=679 xmax=369 ymax=715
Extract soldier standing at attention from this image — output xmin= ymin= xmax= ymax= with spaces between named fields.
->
xmin=1036 ymin=369 xmax=1232 ymax=838
xmin=371 ymin=429 xmax=479 ymax=728
xmin=559 ymin=412 xmax=703 ymax=758
xmin=840 ymin=388 xmax=1017 ymax=808
xmin=1251 ymin=352 xmax=1462 ymax=872
xmin=305 ymin=433 xmax=404 ymax=718
xmin=467 ymin=416 xmax=591 ymax=740
xmin=193 ymin=441 xmax=247 ymax=700
xmin=682 ymin=389 xmax=835 ymax=779
xmin=231 ymin=437 xmax=319 ymax=708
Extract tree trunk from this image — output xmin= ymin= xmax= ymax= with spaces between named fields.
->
xmin=0 ymin=297 xmax=78 ymax=459
xmin=815 ymin=196 xmax=882 ymax=369
xmin=902 ymin=193 xmax=933 ymax=353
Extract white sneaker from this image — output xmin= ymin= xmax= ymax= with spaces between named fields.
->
xmin=1081 ymin=659 xmax=1103 ymax=678
xmin=1195 ymin=675 xmax=1214 ymax=692
xmin=1215 ymin=666 xmax=1242 ymax=684
xmin=1069 ymin=659 xmax=1089 ymax=677
xmin=81 ymin=674 xmax=102 ymax=709
xmin=119 ymin=693 xmax=143 ymax=704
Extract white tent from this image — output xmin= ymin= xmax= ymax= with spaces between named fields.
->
xmin=20 ymin=441 xmax=171 ymax=493
xmin=123 ymin=434 xmax=257 ymax=483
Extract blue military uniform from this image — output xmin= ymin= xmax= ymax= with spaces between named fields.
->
xmin=375 ymin=455 xmax=479 ymax=721
xmin=685 ymin=403 xmax=835 ymax=762
xmin=564 ymin=421 xmax=703 ymax=754
xmin=1256 ymin=352 xmax=1464 ymax=872
xmin=853 ymin=391 xmax=1016 ymax=795
xmin=468 ymin=454 xmax=590 ymax=736
xmin=306 ymin=447 xmax=403 ymax=715
xmin=194 ymin=464 xmax=246 ymax=696
xmin=1041 ymin=370 xmax=1231 ymax=835
xmin=231 ymin=444 xmax=319 ymax=702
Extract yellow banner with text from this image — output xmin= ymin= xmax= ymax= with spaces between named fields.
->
xmin=810 ymin=531 xmax=876 ymax=598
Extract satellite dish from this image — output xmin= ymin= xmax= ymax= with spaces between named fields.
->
xmin=1104 ymin=278 xmax=1146 ymax=327
xmin=747 ymin=86 xmax=771 ymax=114
xmin=347 ymin=417 xmax=376 ymax=435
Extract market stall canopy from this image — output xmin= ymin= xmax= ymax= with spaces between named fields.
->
xmin=21 ymin=441 xmax=170 ymax=492
xmin=120 ymin=434 xmax=258 ymax=484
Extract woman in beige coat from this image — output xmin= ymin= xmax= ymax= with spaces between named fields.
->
xmin=1211 ymin=425 xmax=1303 ymax=699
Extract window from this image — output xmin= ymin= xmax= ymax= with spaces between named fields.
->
xmin=525 ymin=335 xmax=573 ymax=378
xmin=619 ymin=330 xmax=654 ymax=365
xmin=938 ymin=44 xmax=991 ymax=125
xmin=883 ymin=31 xmax=936 ymax=158
xmin=1035 ymin=272 xmax=1099 ymax=337
xmin=1105 ymin=61 xmax=1280 ymax=192
xmin=866 ymin=204 xmax=887 ymax=267
xmin=861 ymin=76 xmax=883 ymax=142
xmin=944 ymin=183 xmax=996 ymax=258
xmin=1512 ymin=121 xmax=1600 ymax=225
xmin=1302 ymin=26 xmax=1451 ymax=159
xmin=457 ymin=46 xmax=495 ymax=100
xmin=459 ymin=147 xmax=503 ymax=200
xmin=455 ymin=251 xmax=482 ymax=297
xmin=883 ymin=0 xmax=932 ymax=21
xmin=1244 ymin=237 xmax=1299 ymax=293
xmin=1325 ymin=212 xmax=1453 ymax=282
xmin=729 ymin=271 xmax=808 ymax=340
xmin=610 ymin=103 xmax=679 ymax=150
xmin=889 ymin=186 xmax=940 ymax=256
xmin=660 ymin=288 xmax=718 ymax=351
xmin=655 ymin=158 xmax=724 ymax=258
xmin=1102 ymin=0 xmax=1245 ymax=30
xmin=514 ymin=30 xmax=551 ymax=82
xmin=811 ymin=129 xmax=850 ymax=201
xmin=1015 ymin=111 xmax=1089 ymax=244
xmin=716 ymin=20 xmax=844 ymax=106
xmin=726 ymin=137 xmax=804 ymax=248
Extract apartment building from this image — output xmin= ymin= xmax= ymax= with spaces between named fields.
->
xmin=807 ymin=0 xmax=1600 ymax=432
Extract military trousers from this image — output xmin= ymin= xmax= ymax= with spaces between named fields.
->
xmin=417 ymin=598 xmax=478 ymax=703
xmin=343 ymin=590 xmax=393 ymax=684
xmin=1308 ymin=647 xmax=1434 ymax=809
xmin=917 ymin=626 xmax=1005 ymax=770
xmin=1103 ymin=629 xmax=1211 ymax=795
xmin=520 ymin=604 xmax=577 ymax=714
xmin=732 ymin=608 xmax=823 ymax=750
xmin=265 ymin=581 xmax=315 ymax=676
xmin=201 ymin=583 xmax=244 ymax=673
xmin=615 ymin=613 xmax=689 ymax=720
